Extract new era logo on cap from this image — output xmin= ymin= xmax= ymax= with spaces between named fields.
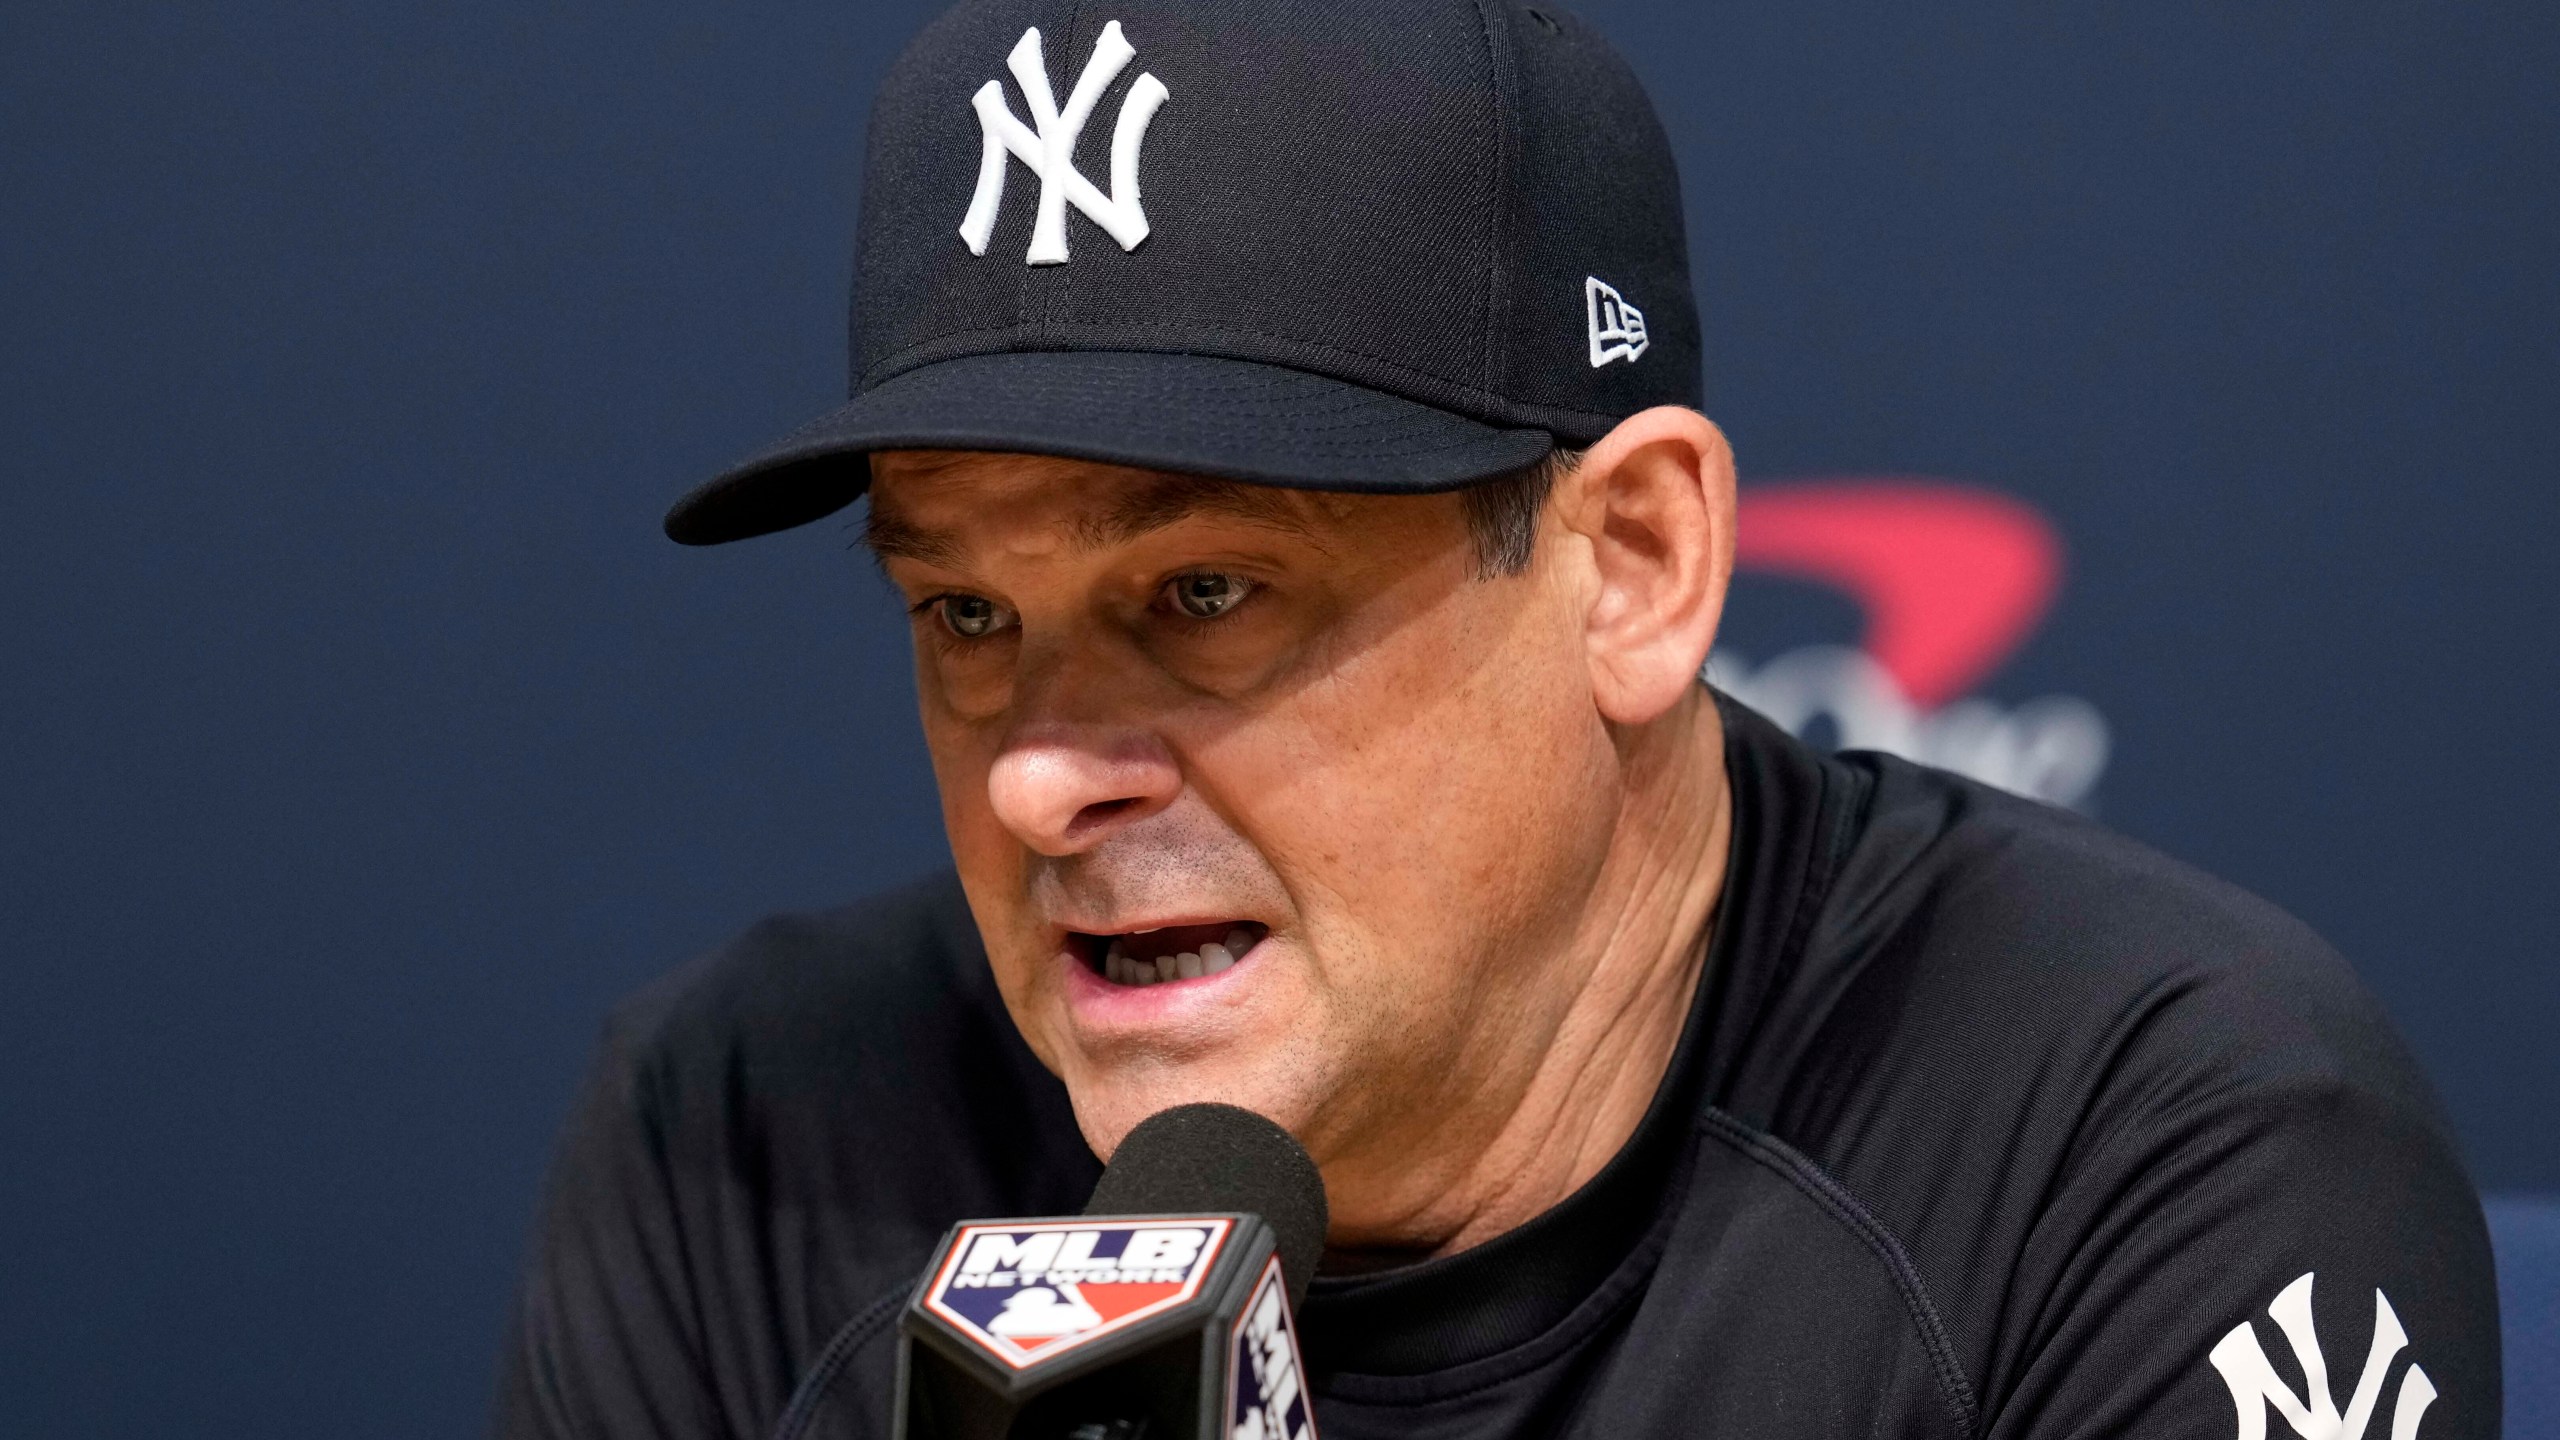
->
xmin=921 ymin=1218 xmax=1233 ymax=1369
xmin=1586 ymin=276 xmax=1648 ymax=367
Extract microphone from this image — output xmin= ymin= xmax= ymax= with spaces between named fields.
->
xmin=894 ymin=1103 xmax=1329 ymax=1440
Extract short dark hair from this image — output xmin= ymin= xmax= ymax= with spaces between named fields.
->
xmin=1460 ymin=447 xmax=1579 ymax=578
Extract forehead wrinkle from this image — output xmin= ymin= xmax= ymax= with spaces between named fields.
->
xmin=1078 ymin=474 xmax=1336 ymax=555
xmin=863 ymin=461 xmax=1339 ymax=571
xmin=858 ymin=505 xmax=969 ymax=571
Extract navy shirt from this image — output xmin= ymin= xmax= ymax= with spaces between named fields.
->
xmin=495 ymin=698 xmax=2500 ymax=1438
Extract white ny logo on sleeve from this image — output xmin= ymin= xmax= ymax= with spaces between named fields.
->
xmin=2208 ymin=1272 xmax=2439 ymax=1440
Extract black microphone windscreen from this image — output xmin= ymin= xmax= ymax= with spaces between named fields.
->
xmin=1084 ymin=1103 xmax=1329 ymax=1308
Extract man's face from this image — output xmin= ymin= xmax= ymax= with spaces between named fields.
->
xmin=867 ymin=451 xmax=1624 ymax=1187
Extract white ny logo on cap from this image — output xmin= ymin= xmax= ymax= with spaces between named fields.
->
xmin=959 ymin=22 xmax=1170 ymax=265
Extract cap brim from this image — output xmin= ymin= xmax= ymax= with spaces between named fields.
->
xmin=664 ymin=350 xmax=1554 ymax=545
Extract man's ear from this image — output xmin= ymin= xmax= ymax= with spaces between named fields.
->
xmin=1549 ymin=406 xmax=1737 ymax=726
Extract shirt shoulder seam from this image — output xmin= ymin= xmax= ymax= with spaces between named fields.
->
xmin=1696 ymin=1107 xmax=1981 ymax=1438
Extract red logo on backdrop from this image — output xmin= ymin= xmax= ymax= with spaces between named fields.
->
xmin=1711 ymin=480 xmax=2110 ymax=807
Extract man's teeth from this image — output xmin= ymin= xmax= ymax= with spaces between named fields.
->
xmin=1101 ymin=931 xmax=1254 ymax=987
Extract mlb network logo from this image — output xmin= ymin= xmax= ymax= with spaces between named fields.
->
xmin=923 ymin=1218 xmax=1232 ymax=1368
xmin=1226 ymin=1256 xmax=1315 ymax=1440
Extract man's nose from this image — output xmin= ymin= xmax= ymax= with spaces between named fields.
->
xmin=986 ymin=723 xmax=1182 ymax=856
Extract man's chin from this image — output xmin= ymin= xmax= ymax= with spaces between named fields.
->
xmin=1061 ymin=1061 xmax=1316 ymax=1165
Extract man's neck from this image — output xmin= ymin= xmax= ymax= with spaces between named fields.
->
xmin=1326 ymin=692 xmax=1733 ymax=1264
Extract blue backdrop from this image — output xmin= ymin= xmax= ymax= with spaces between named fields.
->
xmin=3 ymin=1 xmax=2552 ymax=1433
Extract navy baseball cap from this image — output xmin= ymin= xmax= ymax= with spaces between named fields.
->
xmin=665 ymin=0 xmax=1701 ymax=545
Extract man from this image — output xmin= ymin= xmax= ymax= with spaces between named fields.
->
xmin=497 ymin=2 xmax=2501 ymax=1436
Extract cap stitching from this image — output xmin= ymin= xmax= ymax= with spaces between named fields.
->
xmin=1468 ymin=0 xmax=1509 ymax=401
xmin=768 ymin=397 xmax=1536 ymax=451
xmin=860 ymin=322 xmax=1627 ymax=430
xmin=860 ymin=372 xmax=1432 ymax=423
xmin=1047 ymin=0 xmax=1090 ymax=338
xmin=731 ymin=384 xmax=1555 ymax=461
xmin=737 ymin=416 xmax=1539 ymax=464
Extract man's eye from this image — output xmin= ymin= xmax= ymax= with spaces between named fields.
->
xmin=1167 ymin=572 xmax=1253 ymax=620
xmin=935 ymin=594 xmax=1013 ymax=639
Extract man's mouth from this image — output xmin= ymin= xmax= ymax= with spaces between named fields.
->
xmin=1067 ymin=922 xmax=1269 ymax=988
